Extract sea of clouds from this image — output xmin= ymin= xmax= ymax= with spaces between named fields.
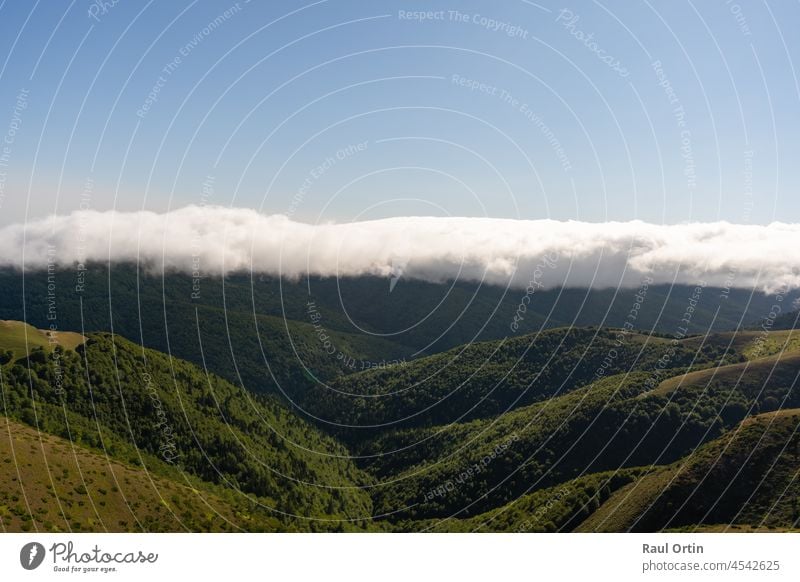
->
xmin=0 ymin=205 xmax=798 ymax=292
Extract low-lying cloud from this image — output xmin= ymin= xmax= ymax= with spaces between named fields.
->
xmin=1 ymin=206 xmax=798 ymax=292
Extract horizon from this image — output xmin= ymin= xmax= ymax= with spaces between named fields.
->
xmin=1 ymin=206 xmax=799 ymax=292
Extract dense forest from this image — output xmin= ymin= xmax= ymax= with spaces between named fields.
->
xmin=0 ymin=264 xmax=793 ymax=397
xmin=1 ymin=266 xmax=799 ymax=532
xmin=1 ymin=327 xmax=374 ymax=531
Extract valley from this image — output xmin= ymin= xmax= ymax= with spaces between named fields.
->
xmin=1 ymin=267 xmax=798 ymax=532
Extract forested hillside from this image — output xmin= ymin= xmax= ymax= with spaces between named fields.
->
xmin=1 ymin=265 xmax=793 ymax=403
xmin=1 ymin=281 xmax=798 ymax=533
xmin=0 ymin=327 xmax=374 ymax=530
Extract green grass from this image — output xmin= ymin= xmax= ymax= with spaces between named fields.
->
xmin=3 ymin=306 xmax=799 ymax=532
xmin=651 ymin=349 xmax=800 ymax=396
xmin=408 ymin=468 xmax=651 ymax=532
xmin=678 ymin=329 xmax=800 ymax=360
xmin=577 ymin=409 xmax=800 ymax=532
xmin=0 ymin=320 xmax=85 ymax=360
xmin=1 ymin=324 xmax=376 ymax=530
xmin=741 ymin=329 xmax=800 ymax=359
xmin=681 ymin=329 xmax=800 ymax=360
xmin=363 ymin=335 xmax=800 ymax=522
xmin=0 ymin=416 xmax=289 ymax=532
xmin=391 ymin=409 xmax=800 ymax=533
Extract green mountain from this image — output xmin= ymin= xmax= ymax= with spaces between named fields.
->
xmin=361 ymin=338 xmax=800 ymax=521
xmin=406 ymin=410 xmax=800 ymax=532
xmin=309 ymin=327 xmax=735 ymax=437
xmin=0 ymin=323 xmax=374 ymax=531
xmin=0 ymin=266 xmax=412 ymax=406
xmin=1 ymin=278 xmax=799 ymax=533
xmin=411 ymin=468 xmax=650 ymax=532
xmin=1 ymin=265 xmax=793 ymax=405
xmin=577 ymin=409 xmax=800 ymax=532
xmin=768 ymin=309 xmax=800 ymax=331
xmin=0 ymin=416 xmax=285 ymax=532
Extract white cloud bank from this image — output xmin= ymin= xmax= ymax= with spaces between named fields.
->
xmin=0 ymin=206 xmax=798 ymax=292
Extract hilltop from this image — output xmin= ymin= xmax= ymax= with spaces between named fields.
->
xmin=0 ymin=320 xmax=85 ymax=362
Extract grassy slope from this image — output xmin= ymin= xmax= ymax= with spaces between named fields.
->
xmin=652 ymin=350 xmax=800 ymax=396
xmin=365 ymin=372 xmax=688 ymax=520
xmin=0 ymin=416 xmax=285 ymax=532
xmin=577 ymin=410 xmax=800 ymax=532
xmin=4 ymin=316 xmax=799 ymax=532
xmin=676 ymin=329 xmax=800 ymax=361
xmin=407 ymin=411 xmax=800 ymax=533
xmin=366 ymin=337 xmax=800 ymax=522
xmin=408 ymin=468 xmax=650 ymax=533
xmin=0 ymin=320 xmax=85 ymax=357
xmin=413 ymin=410 xmax=800 ymax=533
xmin=1 ymin=323 xmax=375 ymax=529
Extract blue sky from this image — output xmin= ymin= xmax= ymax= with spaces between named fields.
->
xmin=0 ymin=0 xmax=797 ymax=226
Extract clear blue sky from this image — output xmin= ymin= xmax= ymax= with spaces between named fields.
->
xmin=0 ymin=0 xmax=797 ymax=225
